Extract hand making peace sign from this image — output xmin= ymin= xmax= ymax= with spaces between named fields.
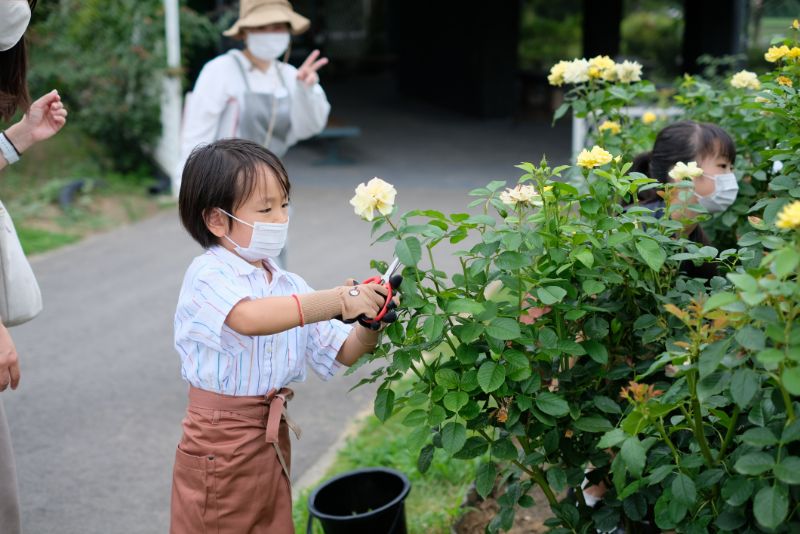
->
xmin=296 ymin=49 xmax=328 ymax=87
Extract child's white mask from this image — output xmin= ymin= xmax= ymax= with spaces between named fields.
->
xmin=698 ymin=172 xmax=739 ymax=213
xmin=218 ymin=209 xmax=288 ymax=261
xmin=0 ymin=1 xmax=31 ymax=51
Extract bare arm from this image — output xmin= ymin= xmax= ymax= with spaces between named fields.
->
xmin=0 ymin=321 xmax=20 ymax=392
xmin=336 ymin=325 xmax=380 ymax=366
xmin=0 ymin=90 xmax=67 ymax=172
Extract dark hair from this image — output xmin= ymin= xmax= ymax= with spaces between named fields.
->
xmin=0 ymin=39 xmax=30 ymax=122
xmin=179 ymin=138 xmax=291 ymax=248
xmin=632 ymin=120 xmax=736 ymax=203
xmin=0 ymin=1 xmax=36 ymax=122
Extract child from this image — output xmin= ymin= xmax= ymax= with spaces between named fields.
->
xmin=171 ymin=138 xmax=396 ymax=533
xmin=630 ymin=120 xmax=738 ymax=278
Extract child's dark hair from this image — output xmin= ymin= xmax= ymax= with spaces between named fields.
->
xmin=632 ymin=120 xmax=736 ymax=203
xmin=179 ymin=138 xmax=290 ymax=248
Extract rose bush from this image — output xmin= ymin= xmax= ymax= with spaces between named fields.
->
xmin=351 ymin=26 xmax=800 ymax=534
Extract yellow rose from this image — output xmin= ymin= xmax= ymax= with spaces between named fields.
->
xmin=547 ymin=60 xmax=570 ymax=86
xmin=349 ymin=177 xmax=397 ymax=221
xmin=499 ymin=184 xmax=541 ymax=206
xmin=668 ymin=161 xmax=704 ymax=181
xmin=776 ymin=200 xmax=800 ymax=229
xmin=789 ymin=47 xmax=800 ymax=59
xmin=777 ymin=75 xmax=793 ymax=87
xmin=598 ymin=120 xmax=621 ymax=135
xmin=563 ymin=59 xmax=590 ymax=84
xmin=577 ymin=145 xmax=613 ymax=169
xmin=615 ymin=60 xmax=643 ymax=83
xmin=730 ymin=70 xmax=760 ymax=90
xmin=642 ymin=111 xmax=657 ymax=125
xmin=765 ymin=45 xmax=791 ymax=62
xmin=588 ymin=55 xmax=616 ymax=81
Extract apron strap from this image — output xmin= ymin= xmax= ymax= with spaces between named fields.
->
xmin=265 ymin=387 xmax=299 ymax=483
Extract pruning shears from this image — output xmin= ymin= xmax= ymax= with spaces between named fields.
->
xmin=352 ymin=257 xmax=402 ymax=329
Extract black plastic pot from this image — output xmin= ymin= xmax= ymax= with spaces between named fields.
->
xmin=306 ymin=467 xmax=411 ymax=534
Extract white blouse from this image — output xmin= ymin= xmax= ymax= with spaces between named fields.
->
xmin=174 ymin=246 xmax=350 ymax=396
xmin=177 ymin=50 xmax=331 ymax=180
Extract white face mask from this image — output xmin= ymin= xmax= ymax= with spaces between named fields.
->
xmin=697 ymin=172 xmax=739 ymax=213
xmin=246 ymin=32 xmax=290 ymax=60
xmin=0 ymin=1 xmax=31 ymax=51
xmin=219 ymin=209 xmax=288 ymax=261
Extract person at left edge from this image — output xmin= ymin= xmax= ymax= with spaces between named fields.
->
xmin=176 ymin=0 xmax=330 ymax=192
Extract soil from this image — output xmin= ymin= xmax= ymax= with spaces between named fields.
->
xmin=452 ymin=484 xmax=554 ymax=534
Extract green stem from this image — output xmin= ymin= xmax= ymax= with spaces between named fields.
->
xmin=687 ymin=370 xmax=715 ymax=467
xmin=717 ymin=406 xmax=741 ymax=464
xmin=655 ymin=417 xmax=681 ymax=468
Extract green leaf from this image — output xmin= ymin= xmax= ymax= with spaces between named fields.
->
xmin=598 ymin=428 xmax=627 ymax=449
xmin=495 ymin=251 xmax=528 ymax=270
xmin=727 ymin=273 xmax=758 ymax=293
xmin=671 ymin=473 xmax=697 ymax=507
xmin=782 ymin=366 xmax=800 ymax=395
xmin=773 ymin=456 xmax=800 ymax=484
xmin=452 ymin=323 xmax=484 ymax=343
xmin=635 ymin=238 xmax=666 ymax=271
xmin=753 ymin=484 xmax=789 ymax=530
xmin=402 ymin=409 xmax=427 ymax=427
xmin=535 ymin=392 xmax=570 ymax=417
xmin=443 ymin=391 xmax=469 ymax=412
xmin=446 ymin=299 xmax=484 ymax=316
xmin=435 ymin=368 xmax=460 ymax=389
xmin=772 ymin=246 xmax=800 ymax=278
xmin=546 ymin=467 xmax=568 ymax=492
xmin=582 ymin=279 xmax=606 ymax=295
xmin=722 ymin=476 xmax=753 ymax=506
xmin=441 ymin=422 xmax=467 ymax=455
xmin=582 ymin=340 xmax=609 ymax=364
xmin=699 ymin=339 xmax=729 ymax=378
xmin=702 ymin=291 xmax=737 ymax=312
xmin=620 ymin=437 xmax=646 ymax=478
xmin=782 ymin=420 xmax=800 ymax=443
xmin=731 ymin=368 xmax=759 ymax=408
xmin=453 ymin=436 xmax=488 ymax=459
xmin=485 ymin=317 xmax=521 ymax=340
xmin=734 ymin=452 xmax=774 ymax=475
xmin=417 ymin=444 xmax=434 ymax=473
xmin=736 ymin=325 xmax=766 ymax=352
xmin=572 ymin=416 xmax=613 ymax=433
xmin=477 ymin=361 xmax=506 ymax=393
xmin=374 ymin=388 xmax=395 ymax=422
xmin=476 ymin=462 xmax=497 ymax=499
xmin=536 ymin=285 xmax=567 ymax=305
xmin=574 ymin=248 xmax=594 ymax=268
xmin=395 ymin=237 xmax=422 ymax=266
xmin=593 ymin=395 xmax=622 ymax=414
xmin=422 ymin=315 xmax=445 ymax=340
xmin=491 ymin=438 xmax=518 ymax=460
xmin=741 ymin=427 xmax=778 ymax=448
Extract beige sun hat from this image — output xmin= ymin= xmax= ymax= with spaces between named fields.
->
xmin=223 ymin=0 xmax=310 ymax=38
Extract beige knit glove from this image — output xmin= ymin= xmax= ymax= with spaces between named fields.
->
xmin=296 ymin=283 xmax=388 ymax=324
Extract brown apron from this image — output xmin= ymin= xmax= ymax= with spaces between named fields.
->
xmin=170 ymin=386 xmax=299 ymax=534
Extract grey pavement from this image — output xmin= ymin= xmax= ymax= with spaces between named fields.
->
xmin=2 ymin=74 xmax=569 ymax=533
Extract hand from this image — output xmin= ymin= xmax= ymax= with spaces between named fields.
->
xmin=336 ymin=282 xmax=387 ymax=322
xmin=0 ymin=324 xmax=20 ymax=392
xmin=345 ymin=274 xmax=402 ymax=330
xmin=296 ymin=50 xmax=328 ymax=87
xmin=5 ymin=90 xmax=68 ymax=153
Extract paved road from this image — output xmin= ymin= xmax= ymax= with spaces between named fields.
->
xmin=2 ymin=76 xmax=569 ymax=533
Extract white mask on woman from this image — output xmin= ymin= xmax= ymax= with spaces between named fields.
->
xmin=218 ymin=209 xmax=288 ymax=261
xmin=246 ymin=32 xmax=290 ymax=61
xmin=0 ymin=1 xmax=31 ymax=51
xmin=698 ymin=173 xmax=739 ymax=213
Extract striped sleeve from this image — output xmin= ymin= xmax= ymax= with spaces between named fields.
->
xmin=305 ymin=319 xmax=350 ymax=381
xmin=182 ymin=268 xmax=251 ymax=354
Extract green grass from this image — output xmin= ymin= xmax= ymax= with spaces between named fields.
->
xmin=294 ymin=408 xmax=480 ymax=534
xmin=16 ymin=226 xmax=79 ymax=255
xmin=0 ymin=127 xmax=165 ymax=255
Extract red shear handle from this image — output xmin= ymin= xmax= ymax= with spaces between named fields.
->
xmin=360 ymin=276 xmax=393 ymax=323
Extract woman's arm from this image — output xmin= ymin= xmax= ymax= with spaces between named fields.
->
xmin=0 ymin=321 xmax=20 ymax=392
xmin=0 ymin=90 xmax=67 ymax=172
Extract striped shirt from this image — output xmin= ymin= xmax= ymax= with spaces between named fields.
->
xmin=174 ymin=245 xmax=351 ymax=396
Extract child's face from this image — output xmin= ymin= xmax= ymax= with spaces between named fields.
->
xmin=208 ymin=168 xmax=289 ymax=258
xmin=693 ymin=153 xmax=733 ymax=197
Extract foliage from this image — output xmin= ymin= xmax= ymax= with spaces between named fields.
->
xmin=356 ymin=25 xmax=800 ymax=534
xmin=620 ymin=8 xmax=683 ymax=80
xmin=27 ymin=0 xmax=219 ymax=173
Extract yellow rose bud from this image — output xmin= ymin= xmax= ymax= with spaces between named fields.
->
xmin=776 ymin=200 xmax=800 ymax=230
xmin=793 ymin=19 xmax=800 ymax=30
xmin=642 ymin=111 xmax=657 ymax=125
xmin=598 ymin=120 xmax=621 ymax=135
